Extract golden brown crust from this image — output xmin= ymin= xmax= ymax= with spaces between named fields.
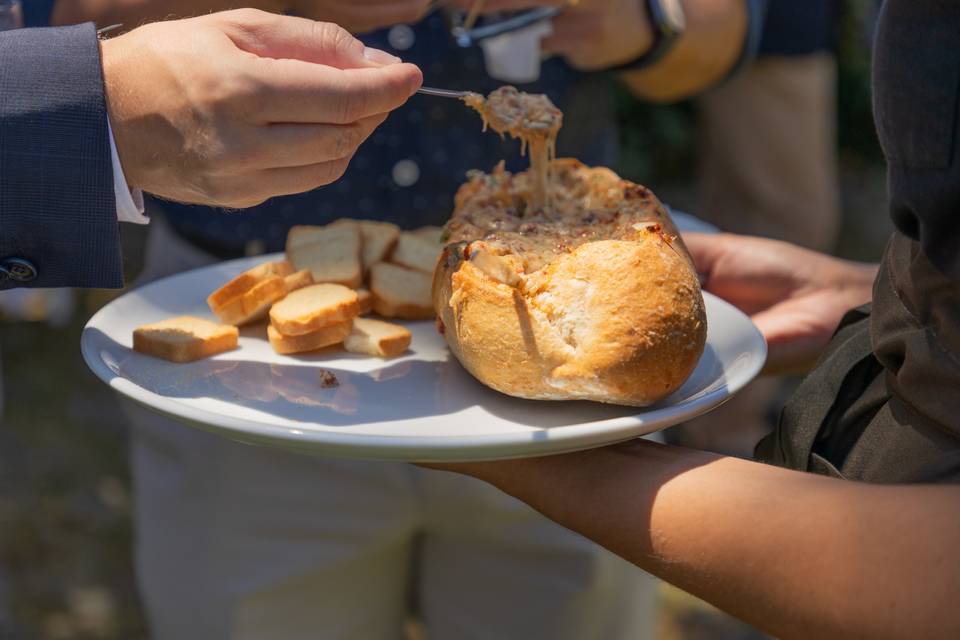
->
xmin=268 ymin=284 xmax=360 ymax=336
xmin=433 ymin=160 xmax=707 ymax=406
xmin=213 ymin=276 xmax=288 ymax=326
xmin=369 ymin=263 xmax=434 ymax=320
xmin=133 ymin=316 xmax=239 ymax=363
xmin=207 ymin=260 xmax=294 ymax=310
xmin=267 ymin=321 xmax=352 ymax=355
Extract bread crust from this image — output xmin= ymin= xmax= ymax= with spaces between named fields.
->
xmin=432 ymin=160 xmax=707 ymax=406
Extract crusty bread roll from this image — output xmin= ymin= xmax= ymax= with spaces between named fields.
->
xmin=432 ymin=159 xmax=707 ymax=406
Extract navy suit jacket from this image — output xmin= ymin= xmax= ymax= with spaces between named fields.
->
xmin=0 ymin=22 xmax=122 ymax=289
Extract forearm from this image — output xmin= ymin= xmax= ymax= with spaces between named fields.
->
xmin=621 ymin=0 xmax=747 ymax=102
xmin=473 ymin=441 xmax=960 ymax=639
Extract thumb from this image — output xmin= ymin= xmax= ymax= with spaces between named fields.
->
xmin=217 ymin=9 xmax=401 ymax=70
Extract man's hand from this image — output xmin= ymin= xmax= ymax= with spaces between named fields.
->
xmin=453 ymin=0 xmax=652 ymax=71
xmin=457 ymin=0 xmax=746 ymax=102
xmin=100 ymin=9 xmax=422 ymax=208
xmin=684 ymin=233 xmax=878 ymax=375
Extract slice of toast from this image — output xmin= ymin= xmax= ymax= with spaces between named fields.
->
xmin=207 ymin=260 xmax=293 ymax=311
xmin=359 ymin=220 xmax=401 ymax=272
xmin=267 ymin=321 xmax=352 ymax=355
xmin=269 ymin=283 xmax=360 ymax=336
xmin=369 ymin=262 xmax=434 ymax=320
xmin=283 ymin=269 xmax=314 ymax=293
xmin=344 ymin=317 xmax=411 ymax=358
xmin=413 ymin=225 xmax=444 ymax=245
xmin=390 ymin=232 xmax=441 ymax=274
xmin=286 ymin=221 xmax=363 ymax=288
xmin=356 ymin=288 xmax=373 ymax=315
xmin=213 ymin=276 xmax=287 ymax=326
xmin=133 ymin=316 xmax=238 ymax=363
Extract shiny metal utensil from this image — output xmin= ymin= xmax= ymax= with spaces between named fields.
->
xmin=417 ymin=86 xmax=472 ymax=99
xmin=452 ymin=6 xmax=561 ymax=48
xmin=96 ymin=23 xmax=123 ymax=36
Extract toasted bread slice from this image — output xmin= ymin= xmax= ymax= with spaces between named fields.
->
xmin=356 ymin=288 xmax=373 ymax=315
xmin=359 ymin=220 xmax=401 ymax=272
xmin=213 ymin=276 xmax=287 ymax=326
xmin=267 ymin=321 xmax=352 ymax=355
xmin=133 ymin=316 xmax=238 ymax=363
xmin=413 ymin=225 xmax=444 ymax=245
xmin=344 ymin=317 xmax=411 ymax=358
xmin=390 ymin=232 xmax=441 ymax=274
xmin=207 ymin=260 xmax=293 ymax=311
xmin=269 ymin=283 xmax=360 ymax=336
xmin=286 ymin=221 xmax=363 ymax=288
xmin=369 ymin=263 xmax=434 ymax=319
xmin=283 ymin=269 xmax=314 ymax=293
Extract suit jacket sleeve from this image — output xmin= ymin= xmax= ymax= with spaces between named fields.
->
xmin=0 ymin=22 xmax=123 ymax=289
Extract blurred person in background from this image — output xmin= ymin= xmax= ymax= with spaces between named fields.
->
xmin=44 ymin=1 xmax=768 ymax=638
xmin=697 ymin=0 xmax=843 ymax=251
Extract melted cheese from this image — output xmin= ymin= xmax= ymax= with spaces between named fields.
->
xmin=463 ymin=87 xmax=561 ymax=211
xmin=454 ymin=87 xmax=667 ymax=284
xmin=446 ymin=161 xmax=667 ymax=276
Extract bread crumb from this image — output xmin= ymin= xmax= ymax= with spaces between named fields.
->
xmin=318 ymin=369 xmax=339 ymax=388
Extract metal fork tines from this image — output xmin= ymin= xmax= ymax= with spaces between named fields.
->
xmin=417 ymin=86 xmax=471 ymax=99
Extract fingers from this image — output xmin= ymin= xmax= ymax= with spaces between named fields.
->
xmin=750 ymin=306 xmax=824 ymax=376
xmin=250 ymin=113 xmax=387 ymax=169
xmin=248 ymin=61 xmax=422 ymax=124
xmin=216 ymin=9 xmax=397 ymax=70
xmin=259 ymin=157 xmax=354 ymax=198
xmin=681 ymin=232 xmax=725 ymax=283
xmin=540 ymin=11 xmax=604 ymax=57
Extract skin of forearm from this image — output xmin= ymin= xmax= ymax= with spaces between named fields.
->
xmin=51 ymin=0 xmax=285 ymax=28
xmin=473 ymin=441 xmax=960 ymax=639
xmin=621 ymin=0 xmax=747 ymax=103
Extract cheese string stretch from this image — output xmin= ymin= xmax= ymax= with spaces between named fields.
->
xmin=463 ymin=87 xmax=562 ymax=212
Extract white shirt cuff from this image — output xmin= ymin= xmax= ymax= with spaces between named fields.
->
xmin=108 ymin=121 xmax=148 ymax=225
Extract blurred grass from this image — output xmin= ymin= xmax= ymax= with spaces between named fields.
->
xmin=0 ymin=298 xmax=146 ymax=640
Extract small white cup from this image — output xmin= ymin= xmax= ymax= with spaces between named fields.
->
xmin=480 ymin=20 xmax=553 ymax=84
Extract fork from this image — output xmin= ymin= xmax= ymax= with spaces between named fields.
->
xmin=417 ymin=86 xmax=472 ymax=99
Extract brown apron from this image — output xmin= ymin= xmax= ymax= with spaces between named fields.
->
xmin=755 ymin=0 xmax=960 ymax=483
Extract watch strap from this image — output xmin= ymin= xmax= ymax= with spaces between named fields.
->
xmin=606 ymin=0 xmax=686 ymax=73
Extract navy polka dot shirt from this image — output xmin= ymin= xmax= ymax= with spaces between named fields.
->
xmin=156 ymin=11 xmax=620 ymax=255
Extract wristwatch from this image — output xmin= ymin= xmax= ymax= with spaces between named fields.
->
xmin=607 ymin=0 xmax=687 ymax=73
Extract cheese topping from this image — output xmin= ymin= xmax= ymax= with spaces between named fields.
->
xmin=446 ymin=161 xmax=668 ymax=275
xmin=453 ymin=87 xmax=669 ymax=282
xmin=463 ymin=87 xmax=562 ymax=211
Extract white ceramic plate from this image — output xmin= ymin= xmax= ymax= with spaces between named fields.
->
xmin=81 ymin=254 xmax=766 ymax=461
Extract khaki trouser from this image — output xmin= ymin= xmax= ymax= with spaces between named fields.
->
xmin=697 ymin=53 xmax=841 ymax=251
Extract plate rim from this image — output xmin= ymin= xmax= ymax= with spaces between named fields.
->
xmin=81 ymin=255 xmax=767 ymax=461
